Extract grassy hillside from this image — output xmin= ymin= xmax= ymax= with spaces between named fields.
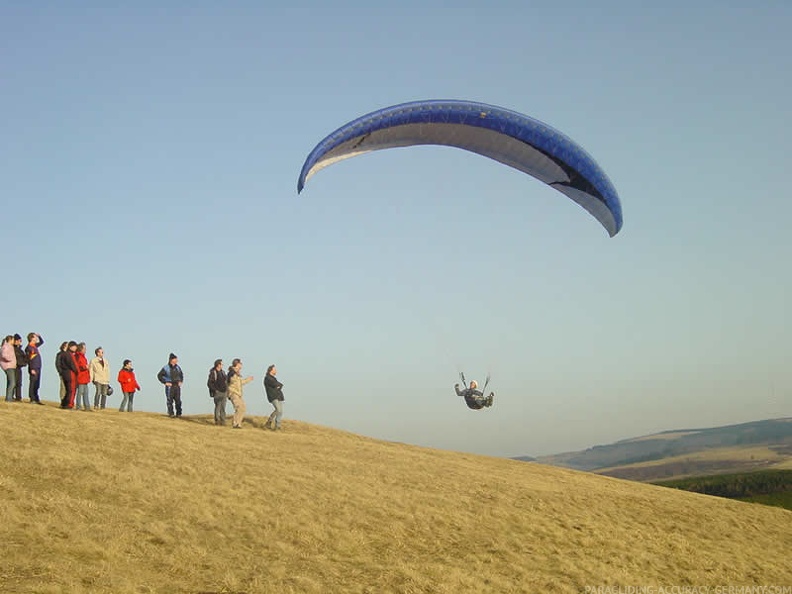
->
xmin=1 ymin=401 xmax=790 ymax=593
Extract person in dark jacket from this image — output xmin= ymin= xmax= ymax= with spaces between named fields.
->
xmin=157 ymin=353 xmax=184 ymax=417
xmin=59 ymin=341 xmax=79 ymax=408
xmin=263 ymin=364 xmax=285 ymax=431
xmin=54 ymin=341 xmax=69 ymax=403
xmin=207 ymin=359 xmax=228 ymax=426
xmin=455 ymin=380 xmax=494 ymax=410
xmin=24 ymin=333 xmax=45 ymax=404
xmin=12 ymin=334 xmax=28 ymax=402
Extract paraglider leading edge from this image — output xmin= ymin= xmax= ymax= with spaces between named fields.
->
xmin=297 ymin=99 xmax=623 ymax=237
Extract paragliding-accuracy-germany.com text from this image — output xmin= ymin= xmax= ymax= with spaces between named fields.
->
xmin=584 ymin=586 xmax=791 ymax=594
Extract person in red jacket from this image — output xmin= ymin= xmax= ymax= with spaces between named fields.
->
xmin=74 ymin=343 xmax=92 ymax=411
xmin=117 ymin=359 xmax=141 ymax=412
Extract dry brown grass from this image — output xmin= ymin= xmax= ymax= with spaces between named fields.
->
xmin=1 ymin=400 xmax=790 ymax=593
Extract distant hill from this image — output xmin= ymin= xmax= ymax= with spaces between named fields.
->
xmin=527 ymin=417 xmax=792 ymax=482
xmin=1 ymin=401 xmax=789 ymax=592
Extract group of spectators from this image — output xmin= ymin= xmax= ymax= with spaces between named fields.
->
xmin=1 ymin=334 xmax=286 ymax=430
xmin=206 ymin=359 xmax=284 ymax=430
xmin=2 ymin=333 xmax=45 ymax=404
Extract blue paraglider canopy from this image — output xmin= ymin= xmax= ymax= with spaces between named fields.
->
xmin=298 ymin=99 xmax=623 ymax=236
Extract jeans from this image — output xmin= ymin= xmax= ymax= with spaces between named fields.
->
xmin=119 ymin=392 xmax=134 ymax=412
xmin=212 ymin=391 xmax=228 ymax=425
xmin=28 ymin=370 xmax=41 ymax=402
xmin=14 ymin=367 xmax=23 ymax=400
xmin=93 ymin=382 xmax=110 ymax=409
xmin=4 ymin=368 xmax=16 ymax=402
xmin=267 ymin=399 xmax=283 ymax=429
xmin=76 ymin=383 xmax=90 ymax=410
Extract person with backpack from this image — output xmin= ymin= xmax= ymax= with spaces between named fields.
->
xmin=207 ymin=359 xmax=228 ymax=426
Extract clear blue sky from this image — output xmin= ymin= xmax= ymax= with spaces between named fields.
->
xmin=2 ymin=1 xmax=790 ymax=457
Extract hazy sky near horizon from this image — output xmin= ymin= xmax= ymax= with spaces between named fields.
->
xmin=2 ymin=1 xmax=790 ymax=457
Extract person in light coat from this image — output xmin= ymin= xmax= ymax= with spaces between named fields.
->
xmin=89 ymin=347 xmax=112 ymax=409
xmin=226 ymin=358 xmax=253 ymax=429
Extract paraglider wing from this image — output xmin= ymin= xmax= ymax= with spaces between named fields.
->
xmin=297 ymin=99 xmax=622 ymax=236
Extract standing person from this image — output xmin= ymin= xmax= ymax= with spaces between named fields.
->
xmin=157 ymin=353 xmax=184 ymax=418
xmin=54 ymin=342 xmax=69 ymax=404
xmin=263 ymin=364 xmax=285 ymax=431
xmin=12 ymin=334 xmax=27 ymax=402
xmin=60 ymin=341 xmax=79 ymax=409
xmin=117 ymin=359 xmax=140 ymax=412
xmin=89 ymin=347 xmax=111 ymax=409
xmin=207 ymin=359 xmax=228 ymax=426
xmin=74 ymin=343 xmax=92 ymax=411
xmin=226 ymin=358 xmax=253 ymax=429
xmin=1 ymin=336 xmax=17 ymax=402
xmin=24 ymin=333 xmax=45 ymax=405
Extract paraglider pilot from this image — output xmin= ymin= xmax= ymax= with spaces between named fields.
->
xmin=455 ymin=379 xmax=494 ymax=410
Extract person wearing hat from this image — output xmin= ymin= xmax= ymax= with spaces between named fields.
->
xmin=157 ymin=353 xmax=184 ymax=418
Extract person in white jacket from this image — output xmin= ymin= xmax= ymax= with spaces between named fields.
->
xmin=89 ymin=347 xmax=112 ymax=410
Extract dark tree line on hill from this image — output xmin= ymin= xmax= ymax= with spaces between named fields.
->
xmin=656 ymin=469 xmax=792 ymax=500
